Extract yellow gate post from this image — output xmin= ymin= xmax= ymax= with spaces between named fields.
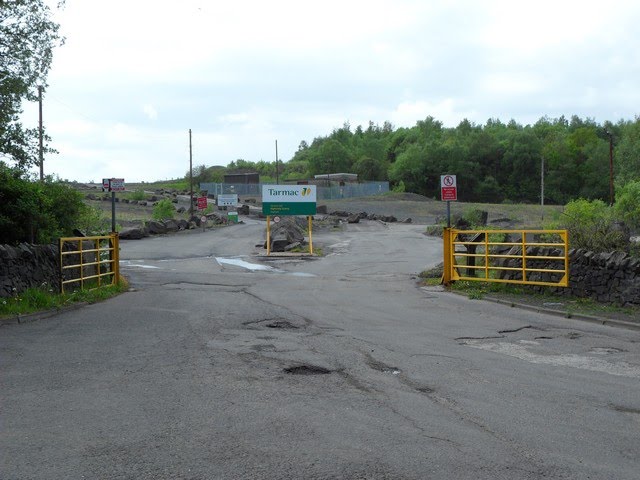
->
xmin=266 ymin=216 xmax=271 ymax=255
xmin=308 ymin=215 xmax=314 ymax=255
xmin=442 ymin=227 xmax=452 ymax=285
xmin=111 ymin=232 xmax=120 ymax=285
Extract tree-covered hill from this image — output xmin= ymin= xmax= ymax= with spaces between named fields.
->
xmin=192 ymin=115 xmax=639 ymax=206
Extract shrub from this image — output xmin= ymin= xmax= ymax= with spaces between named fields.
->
xmin=462 ymin=208 xmax=488 ymax=227
xmin=392 ymin=180 xmax=406 ymax=193
xmin=614 ymin=180 xmax=640 ymax=231
xmin=152 ymin=198 xmax=175 ymax=220
xmin=560 ymin=199 xmax=628 ymax=252
xmin=0 ymin=165 xmax=88 ymax=244
xmin=130 ymin=189 xmax=146 ymax=201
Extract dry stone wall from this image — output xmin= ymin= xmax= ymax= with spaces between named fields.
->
xmin=0 ymin=243 xmax=60 ymax=297
xmin=498 ymin=247 xmax=640 ymax=306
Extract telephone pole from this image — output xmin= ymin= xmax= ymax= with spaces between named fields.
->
xmin=606 ymin=130 xmax=614 ymax=205
xmin=38 ymin=86 xmax=44 ymax=181
xmin=189 ymin=129 xmax=194 ymax=214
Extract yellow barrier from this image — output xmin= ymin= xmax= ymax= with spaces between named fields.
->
xmin=59 ymin=234 xmax=120 ymax=293
xmin=442 ymin=228 xmax=568 ymax=287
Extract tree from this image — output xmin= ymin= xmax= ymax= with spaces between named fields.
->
xmin=1 ymin=0 xmax=64 ymax=170
xmin=616 ymin=117 xmax=640 ymax=184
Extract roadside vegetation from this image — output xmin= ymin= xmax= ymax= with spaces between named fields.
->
xmin=0 ymin=279 xmax=129 ymax=319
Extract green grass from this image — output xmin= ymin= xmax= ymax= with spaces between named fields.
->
xmin=0 ymin=279 xmax=129 ymax=319
xmin=444 ymin=279 xmax=639 ymax=320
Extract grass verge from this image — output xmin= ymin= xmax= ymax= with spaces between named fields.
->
xmin=446 ymin=280 xmax=639 ymax=322
xmin=0 ymin=278 xmax=129 ymax=319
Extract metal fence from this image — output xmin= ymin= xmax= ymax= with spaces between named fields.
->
xmin=199 ymin=182 xmax=389 ymax=200
xmin=442 ymin=228 xmax=569 ymax=287
xmin=59 ymin=234 xmax=120 ymax=293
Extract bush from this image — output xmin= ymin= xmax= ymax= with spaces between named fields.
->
xmin=152 ymin=198 xmax=175 ymax=220
xmin=462 ymin=208 xmax=488 ymax=227
xmin=560 ymin=199 xmax=628 ymax=252
xmin=615 ymin=180 xmax=640 ymax=231
xmin=392 ymin=180 xmax=406 ymax=193
xmin=130 ymin=189 xmax=146 ymax=201
xmin=0 ymin=165 xmax=88 ymax=244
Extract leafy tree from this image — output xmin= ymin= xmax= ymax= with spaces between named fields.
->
xmin=616 ymin=117 xmax=640 ymax=184
xmin=614 ymin=180 xmax=640 ymax=230
xmin=1 ymin=0 xmax=64 ymax=170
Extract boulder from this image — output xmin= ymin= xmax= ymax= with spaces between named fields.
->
xmin=119 ymin=227 xmax=146 ymax=240
xmin=284 ymin=242 xmax=302 ymax=252
xmin=269 ymin=239 xmax=290 ymax=252
xmin=347 ymin=214 xmax=360 ymax=224
xmin=146 ymin=220 xmax=167 ymax=234
xmin=176 ymin=219 xmax=189 ymax=230
xmin=163 ymin=219 xmax=179 ymax=232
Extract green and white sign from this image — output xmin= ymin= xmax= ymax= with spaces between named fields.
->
xmin=262 ymin=185 xmax=317 ymax=216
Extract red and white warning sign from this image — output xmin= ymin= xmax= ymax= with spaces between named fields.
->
xmin=440 ymin=175 xmax=457 ymax=201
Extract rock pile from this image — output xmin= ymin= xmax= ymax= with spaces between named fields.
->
xmin=119 ymin=213 xmax=230 ymax=240
xmin=329 ymin=210 xmax=406 ymax=223
xmin=264 ymin=217 xmax=308 ymax=252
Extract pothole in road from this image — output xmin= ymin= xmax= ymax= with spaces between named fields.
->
xmin=266 ymin=320 xmax=300 ymax=330
xmin=284 ymin=365 xmax=332 ymax=375
xmin=366 ymin=357 xmax=401 ymax=375
xmin=591 ymin=347 xmax=627 ymax=355
xmin=243 ymin=318 xmax=304 ymax=330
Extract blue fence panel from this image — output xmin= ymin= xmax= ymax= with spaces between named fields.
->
xmin=199 ymin=182 xmax=389 ymax=200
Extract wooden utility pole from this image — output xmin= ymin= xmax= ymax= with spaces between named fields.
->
xmin=189 ymin=129 xmax=193 ymax=214
xmin=38 ymin=86 xmax=44 ymax=181
xmin=541 ymin=156 xmax=544 ymax=221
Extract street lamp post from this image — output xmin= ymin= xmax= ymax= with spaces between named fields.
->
xmin=606 ymin=130 xmax=614 ymax=206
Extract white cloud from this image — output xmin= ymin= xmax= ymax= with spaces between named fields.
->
xmin=142 ymin=105 xmax=158 ymax=121
xmin=23 ymin=0 xmax=639 ymax=182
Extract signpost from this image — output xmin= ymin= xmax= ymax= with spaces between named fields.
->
xmin=102 ymin=178 xmax=125 ymax=232
xmin=261 ymin=185 xmax=317 ymax=255
xmin=441 ymin=175 xmax=457 ymax=227
xmin=217 ymin=194 xmax=238 ymax=207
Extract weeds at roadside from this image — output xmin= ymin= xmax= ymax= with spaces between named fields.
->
xmin=0 ymin=278 xmax=129 ymax=319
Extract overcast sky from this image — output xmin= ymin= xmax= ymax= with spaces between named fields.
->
xmin=24 ymin=0 xmax=640 ymax=183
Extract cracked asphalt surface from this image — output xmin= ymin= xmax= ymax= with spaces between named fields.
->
xmin=1 ymin=219 xmax=639 ymax=479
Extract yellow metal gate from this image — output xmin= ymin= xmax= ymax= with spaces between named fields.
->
xmin=443 ymin=228 xmax=569 ymax=287
xmin=59 ymin=234 xmax=120 ymax=293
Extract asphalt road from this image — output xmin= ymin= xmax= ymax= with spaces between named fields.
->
xmin=2 ymin=219 xmax=639 ymax=479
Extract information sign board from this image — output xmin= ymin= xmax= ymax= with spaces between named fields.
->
xmin=262 ymin=185 xmax=317 ymax=216
xmin=217 ymin=194 xmax=238 ymax=207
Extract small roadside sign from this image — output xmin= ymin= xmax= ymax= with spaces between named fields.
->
xmin=441 ymin=175 xmax=457 ymax=201
xmin=217 ymin=194 xmax=238 ymax=207
xmin=102 ymin=178 xmax=110 ymax=192
xmin=197 ymin=196 xmax=207 ymax=210
xmin=109 ymin=178 xmax=126 ymax=192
